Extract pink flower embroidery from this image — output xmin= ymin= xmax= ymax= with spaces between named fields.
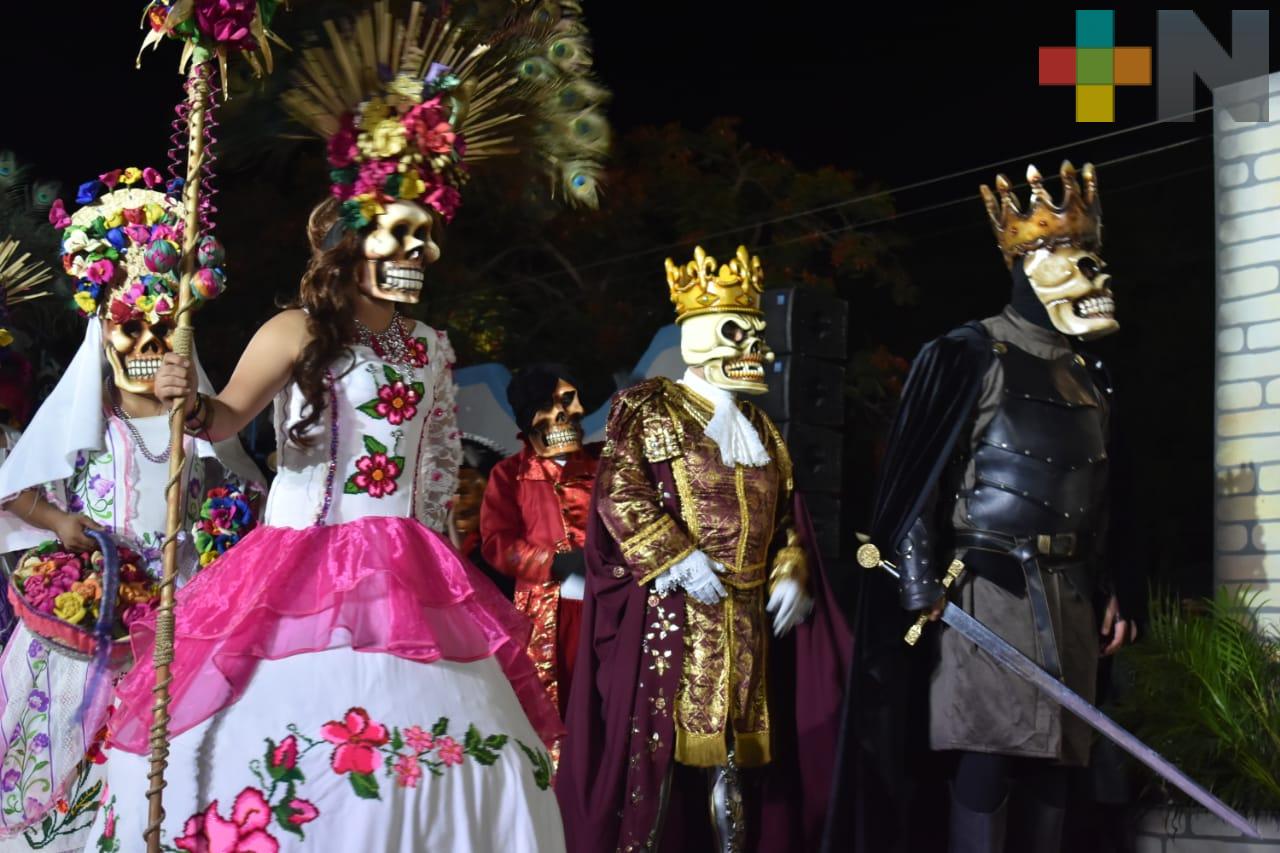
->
xmin=392 ymin=753 xmax=422 ymax=788
xmin=175 ymin=787 xmax=278 ymax=853
xmin=436 ymin=736 xmax=464 ymax=767
xmin=270 ymin=736 xmax=298 ymax=772
xmin=375 ymin=381 xmax=420 ymax=425
xmin=320 ymin=708 xmax=390 ymax=775
xmin=409 ymin=338 xmax=429 ymax=367
xmin=403 ymin=725 xmax=434 ymax=754
xmin=351 ymin=453 xmax=401 ymax=498
xmin=285 ymin=798 xmax=318 ymax=827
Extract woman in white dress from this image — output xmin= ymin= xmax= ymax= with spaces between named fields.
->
xmin=0 ymin=175 xmax=261 ymax=853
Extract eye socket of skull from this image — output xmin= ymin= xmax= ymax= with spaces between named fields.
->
xmin=528 ymin=379 xmax=584 ymax=458
xmin=359 ymin=201 xmax=440 ymax=305
xmin=103 ymin=313 xmax=174 ymax=396
xmin=1022 ymin=247 xmax=1118 ymax=340
xmin=680 ymin=312 xmax=771 ymax=395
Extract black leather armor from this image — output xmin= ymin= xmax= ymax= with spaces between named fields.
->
xmin=896 ymin=339 xmax=1109 ymax=610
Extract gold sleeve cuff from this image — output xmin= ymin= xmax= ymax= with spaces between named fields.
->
xmin=622 ymin=515 xmax=695 ymax=585
xmin=767 ymin=528 xmax=809 ymax=596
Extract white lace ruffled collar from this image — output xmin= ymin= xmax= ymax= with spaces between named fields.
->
xmin=678 ymin=369 xmax=771 ymax=468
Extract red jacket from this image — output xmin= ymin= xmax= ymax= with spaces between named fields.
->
xmin=480 ymin=443 xmax=600 ymax=710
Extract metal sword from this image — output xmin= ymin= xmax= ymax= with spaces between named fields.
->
xmin=855 ymin=542 xmax=1262 ymax=840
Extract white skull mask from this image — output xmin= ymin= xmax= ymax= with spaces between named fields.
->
xmin=1022 ymin=246 xmax=1118 ymax=340
xmin=359 ymin=201 xmax=441 ymax=304
xmin=680 ymin=311 xmax=772 ymax=395
xmin=103 ymin=314 xmax=173 ymax=396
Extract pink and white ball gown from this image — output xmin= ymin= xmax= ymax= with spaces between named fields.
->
xmin=86 ymin=323 xmax=564 ymax=852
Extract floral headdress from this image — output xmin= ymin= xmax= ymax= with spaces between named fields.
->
xmin=282 ymin=0 xmax=611 ymax=231
xmin=49 ymin=168 xmax=226 ymax=324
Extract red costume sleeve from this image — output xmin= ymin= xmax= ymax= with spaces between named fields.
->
xmin=480 ymin=455 xmax=554 ymax=584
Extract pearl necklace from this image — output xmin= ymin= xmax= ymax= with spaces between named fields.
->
xmin=111 ymin=401 xmax=172 ymax=464
xmin=354 ymin=311 xmax=414 ymax=367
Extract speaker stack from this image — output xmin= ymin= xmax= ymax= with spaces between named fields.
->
xmin=759 ymin=288 xmax=849 ymax=563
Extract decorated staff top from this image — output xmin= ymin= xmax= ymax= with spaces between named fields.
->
xmin=0 ymin=238 xmax=52 ymax=349
xmin=282 ymin=0 xmax=611 ymax=231
xmin=139 ymin=0 xmax=284 ymax=80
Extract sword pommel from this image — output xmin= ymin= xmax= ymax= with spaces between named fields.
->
xmin=856 ymin=543 xmax=882 ymax=569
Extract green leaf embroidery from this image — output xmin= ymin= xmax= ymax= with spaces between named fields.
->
xmin=390 ymin=727 xmax=404 ymax=752
xmin=343 ymin=480 xmax=361 ymax=495
xmin=349 ymin=771 xmax=381 ymax=800
xmin=431 ymin=717 xmax=450 ymax=737
xmin=383 ymin=365 xmax=400 ymax=384
xmin=411 ymin=382 xmax=425 ymax=398
xmin=390 ymin=456 xmax=405 ymax=472
xmin=363 ymin=435 xmax=389 ymax=456
xmin=273 ymin=803 xmax=306 ymax=839
xmin=515 ymin=739 xmax=554 ymax=791
xmin=356 ymin=400 xmax=384 ymax=420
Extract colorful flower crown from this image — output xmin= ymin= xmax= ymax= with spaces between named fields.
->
xmin=328 ymin=70 xmax=467 ymax=231
xmin=50 ymin=168 xmax=226 ymax=322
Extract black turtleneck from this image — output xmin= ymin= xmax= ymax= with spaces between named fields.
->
xmin=1008 ymin=256 xmax=1057 ymax=331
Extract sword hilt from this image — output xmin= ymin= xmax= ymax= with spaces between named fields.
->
xmin=856 ymin=542 xmax=965 ymax=646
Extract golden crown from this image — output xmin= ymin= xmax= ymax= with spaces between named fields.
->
xmin=979 ymin=161 xmax=1102 ymax=267
xmin=665 ymin=245 xmax=765 ymax=323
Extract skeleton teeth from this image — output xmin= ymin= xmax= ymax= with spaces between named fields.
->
xmin=126 ymin=358 xmax=162 ymax=379
xmin=1073 ymin=296 xmax=1115 ymax=318
xmin=544 ymin=428 xmax=580 ymax=447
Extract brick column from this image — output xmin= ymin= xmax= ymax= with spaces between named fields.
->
xmin=1215 ymin=71 xmax=1280 ymax=627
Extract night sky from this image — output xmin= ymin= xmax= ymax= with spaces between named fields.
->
xmin=3 ymin=5 xmax=1276 ymax=591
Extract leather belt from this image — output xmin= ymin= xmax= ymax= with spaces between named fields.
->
xmin=952 ymin=528 xmax=1082 ymax=679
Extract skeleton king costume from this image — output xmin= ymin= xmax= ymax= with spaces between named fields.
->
xmin=557 ymin=246 xmax=851 ymax=853
xmin=481 ymin=365 xmax=600 ymax=716
xmin=829 ymin=162 xmax=1136 ymax=853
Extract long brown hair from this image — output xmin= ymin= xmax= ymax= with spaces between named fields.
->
xmin=286 ymin=198 xmax=364 ymax=445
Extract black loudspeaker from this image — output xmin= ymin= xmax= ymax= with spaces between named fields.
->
xmin=779 ymin=422 xmax=844 ymax=494
xmin=802 ymin=493 xmax=843 ymax=564
xmin=763 ymin=287 xmax=849 ymax=359
xmin=759 ymin=355 xmax=846 ymax=427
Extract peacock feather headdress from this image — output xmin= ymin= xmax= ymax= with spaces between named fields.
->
xmin=281 ymin=0 xmax=610 ymax=231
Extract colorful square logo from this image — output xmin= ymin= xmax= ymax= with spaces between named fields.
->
xmin=1039 ymin=11 xmax=1152 ymax=122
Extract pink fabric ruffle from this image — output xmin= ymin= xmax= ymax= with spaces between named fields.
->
xmin=109 ymin=516 xmax=562 ymax=754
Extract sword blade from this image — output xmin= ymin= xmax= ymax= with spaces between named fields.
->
xmin=941 ymin=602 xmax=1261 ymax=839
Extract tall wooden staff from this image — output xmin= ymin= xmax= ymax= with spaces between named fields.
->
xmin=135 ymin=5 xmax=283 ymax=850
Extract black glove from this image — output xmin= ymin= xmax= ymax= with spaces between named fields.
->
xmin=551 ymin=550 xmax=586 ymax=581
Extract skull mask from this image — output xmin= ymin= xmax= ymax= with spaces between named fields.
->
xmin=104 ymin=312 xmax=174 ymax=395
xmin=1022 ymin=246 xmax=1118 ymax=340
xmin=359 ymin=201 xmax=441 ymax=304
xmin=528 ymin=379 xmax=585 ymax=458
xmin=680 ymin=311 xmax=773 ymax=395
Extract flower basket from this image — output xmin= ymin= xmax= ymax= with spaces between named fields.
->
xmin=5 ymin=532 xmax=157 ymax=665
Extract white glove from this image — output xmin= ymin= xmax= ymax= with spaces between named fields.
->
xmin=766 ymin=578 xmax=813 ymax=637
xmin=654 ymin=549 xmax=727 ymax=605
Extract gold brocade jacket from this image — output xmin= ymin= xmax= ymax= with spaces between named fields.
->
xmin=595 ymin=377 xmax=808 ymax=768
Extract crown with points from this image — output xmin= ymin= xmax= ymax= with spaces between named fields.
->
xmin=665 ymin=245 xmax=765 ymax=323
xmin=979 ymin=161 xmax=1101 ymax=268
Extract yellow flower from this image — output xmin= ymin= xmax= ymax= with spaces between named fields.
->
xmin=144 ymin=203 xmax=167 ymax=225
xmin=398 ymin=171 xmax=426 ymax=200
xmin=359 ymin=98 xmax=391 ymax=132
xmin=199 ymin=551 xmax=218 ymax=567
xmin=136 ymin=295 xmax=156 ymax=314
xmin=359 ymin=119 xmax=407 ymax=160
xmin=53 ymin=591 xmax=88 ymax=625
xmin=358 ymin=196 xmax=385 ymax=221
xmin=105 ymin=210 xmax=125 ymax=228
xmin=73 ymin=291 xmax=97 ymax=314
xmin=121 ymin=167 xmax=144 ymax=186
xmin=0 ymin=329 xmax=12 ymax=348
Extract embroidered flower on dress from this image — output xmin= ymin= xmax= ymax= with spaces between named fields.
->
xmin=436 ymin=736 xmax=464 ymax=767
xmin=403 ymin=725 xmax=434 ymax=754
xmin=356 ymin=367 xmax=425 ymax=426
xmin=174 ymin=787 xmax=279 ymax=853
xmin=320 ymin=708 xmax=390 ymax=776
xmin=344 ymin=436 xmax=405 ymax=499
xmin=27 ymin=690 xmax=49 ymax=713
xmin=392 ymin=753 xmax=422 ymax=788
